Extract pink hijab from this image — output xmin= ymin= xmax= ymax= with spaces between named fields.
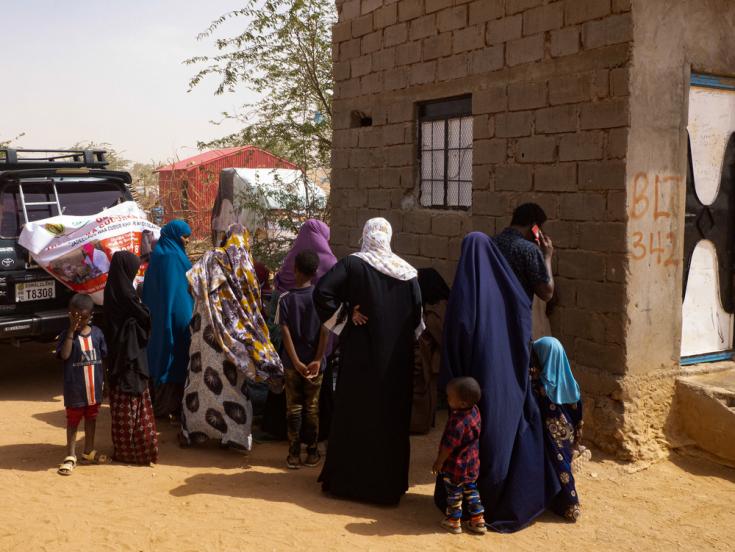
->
xmin=275 ymin=219 xmax=337 ymax=292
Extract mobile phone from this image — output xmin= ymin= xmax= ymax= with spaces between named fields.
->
xmin=532 ymin=224 xmax=541 ymax=244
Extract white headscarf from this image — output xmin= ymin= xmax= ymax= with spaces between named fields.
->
xmin=352 ymin=218 xmax=418 ymax=281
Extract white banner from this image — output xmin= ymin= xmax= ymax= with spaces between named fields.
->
xmin=19 ymin=201 xmax=160 ymax=305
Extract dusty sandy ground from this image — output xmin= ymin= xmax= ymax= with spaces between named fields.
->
xmin=1 ymin=344 xmax=734 ymax=552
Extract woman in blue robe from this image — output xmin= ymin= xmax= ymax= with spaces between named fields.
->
xmin=531 ymin=337 xmax=584 ymax=521
xmin=142 ymin=220 xmax=194 ymax=419
xmin=435 ymin=232 xmax=559 ymax=532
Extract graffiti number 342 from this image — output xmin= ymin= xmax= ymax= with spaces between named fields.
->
xmin=631 ymin=231 xmax=678 ymax=266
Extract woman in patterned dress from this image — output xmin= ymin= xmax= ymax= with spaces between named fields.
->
xmin=180 ymin=225 xmax=283 ymax=451
xmin=531 ymin=336 xmax=584 ymax=521
xmin=104 ymin=251 xmax=159 ymax=465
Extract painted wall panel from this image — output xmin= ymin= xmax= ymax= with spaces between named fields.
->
xmin=682 ymin=84 xmax=735 ymax=356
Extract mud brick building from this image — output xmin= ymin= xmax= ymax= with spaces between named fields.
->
xmin=329 ymin=0 xmax=735 ymax=462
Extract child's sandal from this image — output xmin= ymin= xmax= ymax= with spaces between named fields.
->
xmin=80 ymin=450 xmax=110 ymax=465
xmin=440 ymin=518 xmax=462 ymax=534
xmin=571 ymin=446 xmax=592 ymax=473
xmin=466 ymin=521 xmax=487 ymax=535
xmin=57 ymin=456 xmax=77 ymax=476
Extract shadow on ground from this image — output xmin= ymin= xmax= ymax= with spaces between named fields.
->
xmin=669 ymin=449 xmax=735 ymax=483
xmin=0 ymin=343 xmax=62 ymax=403
xmin=0 ymin=442 xmax=66 ymax=472
xmin=169 ymin=467 xmax=440 ymax=537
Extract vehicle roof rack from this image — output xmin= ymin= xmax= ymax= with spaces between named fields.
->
xmin=0 ymin=148 xmax=109 ymax=170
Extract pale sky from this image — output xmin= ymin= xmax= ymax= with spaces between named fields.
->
xmin=0 ymin=0 xmax=254 ymax=164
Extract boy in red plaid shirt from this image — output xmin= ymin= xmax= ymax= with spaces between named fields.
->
xmin=432 ymin=377 xmax=485 ymax=535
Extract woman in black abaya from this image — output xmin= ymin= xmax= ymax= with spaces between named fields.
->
xmin=104 ymin=251 xmax=158 ymax=464
xmin=313 ymin=218 xmax=423 ymax=505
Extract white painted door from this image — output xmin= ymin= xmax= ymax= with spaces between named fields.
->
xmin=681 ymin=84 xmax=735 ymax=357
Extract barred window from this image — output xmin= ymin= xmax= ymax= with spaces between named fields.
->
xmin=418 ymin=96 xmax=473 ymax=209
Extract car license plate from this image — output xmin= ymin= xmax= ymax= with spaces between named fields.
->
xmin=15 ymin=280 xmax=56 ymax=302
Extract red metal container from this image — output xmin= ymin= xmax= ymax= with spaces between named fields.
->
xmin=157 ymin=146 xmax=298 ymax=239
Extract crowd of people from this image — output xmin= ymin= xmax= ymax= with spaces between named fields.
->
xmin=54 ymin=202 xmax=588 ymax=535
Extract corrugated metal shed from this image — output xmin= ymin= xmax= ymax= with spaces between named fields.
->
xmin=157 ymin=146 xmax=299 ymax=239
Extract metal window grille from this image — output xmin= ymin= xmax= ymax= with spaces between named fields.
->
xmin=418 ymin=96 xmax=473 ymax=209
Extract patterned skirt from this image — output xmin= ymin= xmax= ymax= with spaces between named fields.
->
xmin=110 ymin=387 xmax=159 ymax=465
xmin=532 ymin=380 xmax=583 ymax=521
xmin=180 ymin=311 xmax=254 ymax=451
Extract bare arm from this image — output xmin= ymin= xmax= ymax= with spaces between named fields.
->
xmin=59 ymin=313 xmax=80 ymax=361
xmin=432 ymin=446 xmax=453 ymax=475
xmin=535 ymin=232 xmax=555 ymax=302
xmin=534 ymin=262 xmax=554 ymax=302
xmin=313 ymin=326 xmax=329 ymax=363
xmin=307 ymin=326 xmax=330 ymax=378
xmin=281 ymin=325 xmax=308 ymax=376
xmin=59 ymin=330 xmax=75 ymax=361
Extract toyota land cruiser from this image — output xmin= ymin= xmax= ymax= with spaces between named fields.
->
xmin=0 ymin=148 xmax=133 ymax=344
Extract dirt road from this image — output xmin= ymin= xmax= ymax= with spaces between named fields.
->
xmin=0 ymin=343 xmax=733 ymax=552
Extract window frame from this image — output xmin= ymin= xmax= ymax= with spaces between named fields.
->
xmin=417 ymin=95 xmax=473 ymax=210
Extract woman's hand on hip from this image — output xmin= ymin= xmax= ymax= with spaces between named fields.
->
xmin=352 ymin=305 xmax=368 ymax=326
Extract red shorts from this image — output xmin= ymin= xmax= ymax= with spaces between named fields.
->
xmin=65 ymin=403 xmax=101 ymax=426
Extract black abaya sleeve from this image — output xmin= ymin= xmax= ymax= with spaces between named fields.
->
xmin=410 ymin=277 xmax=423 ymax=336
xmin=313 ymin=258 xmax=350 ymax=325
xmin=129 ymin=300 xmax=152 ymax=336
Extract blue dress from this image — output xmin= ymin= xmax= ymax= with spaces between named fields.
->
xmin=142 ymin=220 xmax=194 ymax=418
xmin=434 ymin=232 xmax=560 ymax=532
xmin=531 ymin=374 xmax=583 ymax=521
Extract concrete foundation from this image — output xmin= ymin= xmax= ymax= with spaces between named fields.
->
xmin=676 ymin=367 xmax=735 ymax=464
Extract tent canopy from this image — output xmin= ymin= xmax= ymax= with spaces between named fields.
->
xmin=211 ymin=167 xmax=325 ymax=238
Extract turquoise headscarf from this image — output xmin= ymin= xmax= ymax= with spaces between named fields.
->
xmin=533 ymin=337 xmax=581 ymax=405
xmin=143 ymin=220 xmax=194 ymax=386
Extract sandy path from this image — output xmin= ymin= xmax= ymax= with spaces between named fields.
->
xmin=0 ymin=344 xmax=734 ymax=552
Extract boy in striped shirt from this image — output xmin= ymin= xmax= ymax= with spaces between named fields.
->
xmin=56 ymin=293 xmax=108 ymax=475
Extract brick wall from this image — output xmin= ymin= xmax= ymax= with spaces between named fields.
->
xmin=331 ymin=0 xmax=633 ymax=454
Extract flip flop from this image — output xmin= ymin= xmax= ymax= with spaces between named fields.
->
xmin=58 ymin=456 xmax=77 ymax=476
xmin=571 ymin=447 xmax=592 ymax=473
xmin=80 ymin=450 xmax=111 ymax=465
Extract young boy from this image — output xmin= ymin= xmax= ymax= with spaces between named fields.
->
xmin=432 ymin=376 xmax=485 ymax=535
xmin=275 ymin=250 xmax=329 ymax=469
xmin=56 ymin=293 xmax=108 ymax=475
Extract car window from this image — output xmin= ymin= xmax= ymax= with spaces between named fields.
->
xmin=0 ymin=180 xmax=127 ymax=238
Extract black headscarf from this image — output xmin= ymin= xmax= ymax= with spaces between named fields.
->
xmin=104 ymin=251 xmax=150 ymax=339
xmin=417 ymin=268 xmax=450 ymax=305
xmin=104 ymin=251 xmax=152 ymax=394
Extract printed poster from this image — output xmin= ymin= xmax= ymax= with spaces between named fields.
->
xmin=18 ymin=201 xmax=160 ymax=305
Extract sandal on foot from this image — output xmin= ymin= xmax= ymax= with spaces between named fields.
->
xmin=440 ymin=518 xmax=462 ymax=534
xmin=58 ymin=456 xmax=77 ymax=476
xmin=466 ymin=521 xmax=487 ymax=535
xmin=571 ymin=446 xmax=592 ymax=473
xmin=80 ymin=450 xmax=110 ymax=465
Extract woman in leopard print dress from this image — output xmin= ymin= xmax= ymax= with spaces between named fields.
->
xmin=180 ymin=225 xmax=283 ymax=451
